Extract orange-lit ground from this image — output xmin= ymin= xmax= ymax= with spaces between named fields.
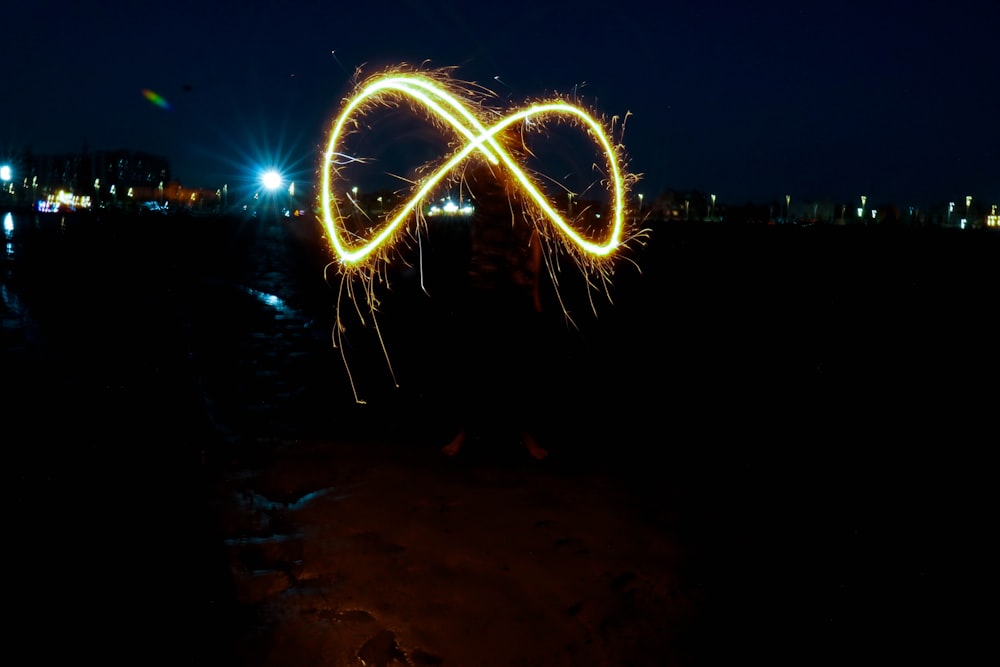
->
xmin=209 ymin=436 xmax=699 ymax=667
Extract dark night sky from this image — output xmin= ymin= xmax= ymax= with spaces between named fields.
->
xmin=2 ymin=0 xmax=997 ymax=209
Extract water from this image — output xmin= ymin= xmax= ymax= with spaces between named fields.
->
xmin=4 ymin=208 xmax=996 ymax=473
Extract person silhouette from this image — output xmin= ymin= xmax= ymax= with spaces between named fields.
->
xmin=440 ymin=162 xmax=549 ymax=460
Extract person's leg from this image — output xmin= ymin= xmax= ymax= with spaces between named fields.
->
xmin=441 ymin=296 xmax=491 ymax=456
xmin=507 ymin=306 xmax=549 ymax=460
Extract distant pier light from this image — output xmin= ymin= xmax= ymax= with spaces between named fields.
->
xmin=261 ymin=169 xmax=283 ymax=191
xmin=1 ymin=164 xmax=11 ymax=198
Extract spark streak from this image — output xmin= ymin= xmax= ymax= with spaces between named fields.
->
xmin=320 ymin=69 xmax=635 ymax=268
xmin=318 ymin=66 xmax=644 ymax=403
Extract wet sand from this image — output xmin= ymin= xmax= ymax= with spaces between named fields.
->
xmin=3 ymin=210 xmax=995 ymax=665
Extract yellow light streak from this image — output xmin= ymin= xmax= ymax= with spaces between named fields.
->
xmin=317 ymin=66 xmax=644 ymax=403
xmin=320 ymin=70 xmax=632 ymax=268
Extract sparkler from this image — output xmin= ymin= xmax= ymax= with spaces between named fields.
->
xmin=318 ymin=65 xmax=644 ymax=403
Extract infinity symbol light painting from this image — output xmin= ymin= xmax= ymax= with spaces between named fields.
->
xmin=318 ymin=65 xmax=644 ymax=401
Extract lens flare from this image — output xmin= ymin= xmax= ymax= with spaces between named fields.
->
xmin=141 ymin=88 xmax=171 ymax=110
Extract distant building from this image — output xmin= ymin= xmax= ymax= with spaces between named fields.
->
xmin=2 ymin=146 xmax=221 ymax=214
xmin=29 ymin=151 xmax=94 ymax=195
xmin=94 ymin=149 xmax=170 ymax=195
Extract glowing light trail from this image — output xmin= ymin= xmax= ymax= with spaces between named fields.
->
xmin=320 ymin=70 xmax=632 ymax=269
xmin=318 ymin=67 xmax=643 ymax=403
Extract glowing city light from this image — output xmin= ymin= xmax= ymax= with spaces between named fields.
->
xmin=261 ymin=169 xmax=283 ymax=191
xmin=320 ymin=69 xmax=635 ymax=270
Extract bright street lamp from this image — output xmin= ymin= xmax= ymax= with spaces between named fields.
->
xmin=0 ymin=165 xmax=10 ymax=201
xmin=261 ymin=170 xmax=283 ymax=191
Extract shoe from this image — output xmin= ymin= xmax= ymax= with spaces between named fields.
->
xmin=523 ymin=433 xmax=548 ymax=460
xmin=442 ymin=430 xmax=466 ymax=457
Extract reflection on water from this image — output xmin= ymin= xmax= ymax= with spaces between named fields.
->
xmin=246 ymin=287 xmax=291 ymax=315
xmin=0 ymin=208 xmax=349 ymax=440
xmin=1 ymin=283 xmax=27 ymax=326
xmin=4 ymin=212 xmax=13 ymax=259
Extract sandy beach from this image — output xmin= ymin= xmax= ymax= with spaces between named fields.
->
xmin=3 ymin=210 xmax=995 ymax=665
